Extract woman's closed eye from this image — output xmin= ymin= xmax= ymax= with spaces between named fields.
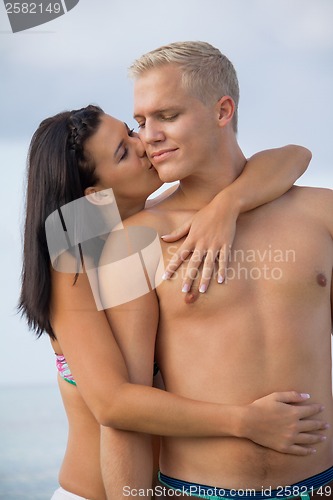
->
xmin=120 ymin=148 xmax=129 ymax=161
xmin=119 ymin=126 xmax=135 ymax=160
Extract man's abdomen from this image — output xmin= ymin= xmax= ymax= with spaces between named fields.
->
xmin=156 ymin=303 xmax=333 ymax=489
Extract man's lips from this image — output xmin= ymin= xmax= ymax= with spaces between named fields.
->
xmin=150 ymin=149 xmax=178 ymax=163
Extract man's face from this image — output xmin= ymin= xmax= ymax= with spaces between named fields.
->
xmin=133 ymin=64 xmax=221 ymax=183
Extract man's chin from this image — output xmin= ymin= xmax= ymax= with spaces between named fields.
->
xmin=155 ymin=167 xmax=179 ymax=184
xmin=159 ymin=175 xmax=179 ymax=184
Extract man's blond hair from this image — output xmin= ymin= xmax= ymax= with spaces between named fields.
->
xmin=129 ymin=41 xmax=240 ymax=133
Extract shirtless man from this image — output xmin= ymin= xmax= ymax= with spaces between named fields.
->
xmin=100 ymin=41 xmax=333 ymax=499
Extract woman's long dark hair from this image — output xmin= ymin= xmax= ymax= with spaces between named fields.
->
xmin=19 ymin=105 xmax=104 ymax=340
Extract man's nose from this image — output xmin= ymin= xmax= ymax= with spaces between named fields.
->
xmin=140 ymin=121 xmax=164 ymax=145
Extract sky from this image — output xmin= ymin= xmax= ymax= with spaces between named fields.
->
xmin=0 ymin=0 xmax=332 ymax=386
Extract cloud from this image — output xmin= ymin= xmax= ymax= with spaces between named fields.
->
xmin=1 ymin=0 xmax=332 ymax=386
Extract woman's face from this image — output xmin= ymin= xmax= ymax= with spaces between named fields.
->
xmin=84 ymin=114 xmax=163 ymax=206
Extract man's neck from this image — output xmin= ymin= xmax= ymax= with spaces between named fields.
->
xmin=172 ymin=143 xmax=247 ymax=211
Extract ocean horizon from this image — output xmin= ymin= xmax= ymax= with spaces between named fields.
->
xmin=1 ymin=373 xmax=332 ymax=499
xmin=0 ymin=384 xmax=67 ymax=500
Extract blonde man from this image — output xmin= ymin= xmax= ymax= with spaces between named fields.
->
xmin=100 ymin=41 xmax=333 ymax=499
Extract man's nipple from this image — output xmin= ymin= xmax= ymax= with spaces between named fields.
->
xmin=184 ymin=288 xmax=200 ymax=304
xmin=316 ymin=273 xmax=327 ymax=287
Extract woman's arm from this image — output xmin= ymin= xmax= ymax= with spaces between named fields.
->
xmin=52 ymin=264 xmax=325 ymax=447
xmin=162 ymin=145 xmax=312 ymax=291
xmin=52 ymin=260 xmax=325 ymax=496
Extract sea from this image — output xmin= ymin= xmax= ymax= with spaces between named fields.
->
xmin=0 ymin=384 xmax=68 ymax=500
xmin=1 ymin=377 xmax=332 ymax=500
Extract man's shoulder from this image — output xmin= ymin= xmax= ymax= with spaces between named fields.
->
xmin=250 ymin=185 xmax=333 ymax=236
xmin=289 ymin=185 xmax=333 ymax=209
xmin=290 ymin=184 xmax=332 ymax=199
xmin=286 ymin=185 xmax=333 ymax=234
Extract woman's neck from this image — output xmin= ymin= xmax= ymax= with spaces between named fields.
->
xmin=117 ymin=198 xmax=146 ymax=221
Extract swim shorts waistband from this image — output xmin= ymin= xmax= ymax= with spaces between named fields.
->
xmin=158 ymin=465 xmax=333 ymax=499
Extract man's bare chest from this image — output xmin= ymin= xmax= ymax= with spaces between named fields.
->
xmin=157 ymin=207 xmax=332 ymax=316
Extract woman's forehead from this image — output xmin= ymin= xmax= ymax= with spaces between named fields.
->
xmin=85 ymin=114 xmax=125 ymax=160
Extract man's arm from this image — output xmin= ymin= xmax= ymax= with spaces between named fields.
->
xmin=319 ymin=188 xmax=333 ymax=331
xmin=298 ymin=187 xmax=333 ymax=331
xmin=331 ymin=271 xmax=333 ymax=332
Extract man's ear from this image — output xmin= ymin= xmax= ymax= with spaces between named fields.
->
xmin=216 ymin=96 xmax=235 ymax=128
xmin=84 ymin=187 xmax=115 ymax=206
